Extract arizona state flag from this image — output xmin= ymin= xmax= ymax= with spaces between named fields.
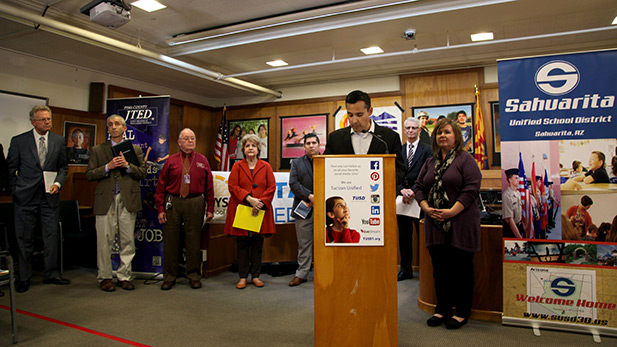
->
xmin=474 ymin=87 xmax=489 ymax=169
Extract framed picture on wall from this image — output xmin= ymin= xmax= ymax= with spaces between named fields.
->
xmin=411 ymin=103 xmax=475 ymax=154
xmin=228 ymin=118 xmax=269 ymax=168
xmin=63 ymin=121 xmax=96 ymax=166
xmin=280 ymin=113 xmax=328 ymax=169
xmin=490 ymin=101 xmax=501 ymax=166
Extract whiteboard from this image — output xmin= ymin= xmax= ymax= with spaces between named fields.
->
xmin=0 ymin=90 xmax=48 ymax=156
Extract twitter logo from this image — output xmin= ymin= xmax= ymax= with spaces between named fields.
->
xmin=370 ymin=184 xmax=379 ymax=192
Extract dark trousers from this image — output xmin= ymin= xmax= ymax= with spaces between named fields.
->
xmin=397 ymin=214 xmax=419 ymax=272
xmin=428 ymin=244 xmax=475 ymax=318
xmin=162 ymin=195 xmax=205 ymax=282
xmin=13 ymin=187 xmax=59 ymax=281
xmin=236 ymin=236 xmax=264 ymax=279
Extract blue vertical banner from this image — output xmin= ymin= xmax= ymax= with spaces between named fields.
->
xmin=499 ymin=50 xmax=617 ymax=336
xmin=107 ymin=96 xmax=170 ymax=275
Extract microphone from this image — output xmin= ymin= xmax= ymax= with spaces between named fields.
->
xmin=368 ymin=131 xmax=389 ymax=154
xmin=252 ymin=183 xmax=258 ymax=188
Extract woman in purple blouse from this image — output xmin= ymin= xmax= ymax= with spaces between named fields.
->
xmin=414 ymin=118 xmax=482 ymax=330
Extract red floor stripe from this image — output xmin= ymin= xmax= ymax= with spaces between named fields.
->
xmin=0 ymin=304 xmax=151 ymax=346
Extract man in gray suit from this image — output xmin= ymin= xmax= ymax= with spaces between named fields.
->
xmin=288 ymin=133 xmax=320 ymax=287
xmin=7 ymin=105 xmax=69 ymax=293
xmin=86 ymin=115 xmax=146 ymax=292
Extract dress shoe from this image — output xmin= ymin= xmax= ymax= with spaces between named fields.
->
xmin=190 ymin=280 xmax=202 ymax=289
xmin=16 ymin=279 xmax=30 ymax=293
xmin=289 ymin=277 xmax=307 ymax=287
xmin=236 ymin=279 xmax=247 ymax=289
xmin=445 ymin=316 xmax=469 ymax=330
xmin=118 ymin=280 xmax=135 ymax=291
xmin=160 ymin=280 xmax=176 ymax=290
xmin=252 ymin=278 xmax=265 ymax=287
xmin=43 ymin=276 xmax=70 ymax=285
xmin=426 ymin=314 xmax=448 ymax=327
xmin=397 ymin=270 xmax=414 ymax=281
xmin=100 ymin=279 xmax=116 ymax=292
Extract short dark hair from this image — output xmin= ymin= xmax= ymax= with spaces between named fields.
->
xmin=572 ymin=160 xmax=581 ymax=171
xmin=303 ymin=133 xmax=320 ymax=144
xmin=345 ymin=90 xmax=371 ymax=109
xmin=591 ymin=151 xmax=606 ymax=168
xmin=581 ymin=195 xmax=593 ymax=207
xmin=457 ymin=110 xmax=467 ymax=118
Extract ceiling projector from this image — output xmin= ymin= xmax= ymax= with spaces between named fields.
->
xmin=79 ymin=0 xmax=131 ymax=29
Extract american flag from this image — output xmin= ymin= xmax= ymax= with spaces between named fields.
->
xmin=518 ymin=153 xmax=533 ymax=238
xmin=540 ymin=169 xmax=549 ymax=231
xmin=214 ymin=107 xmax=230 ymax=171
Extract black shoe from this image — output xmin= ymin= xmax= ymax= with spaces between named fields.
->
xmin=445 ymin=317 xmax=469 ymax=330
xmin=397 ymin=270 xmax=414 ymax=281
xmin=43 ymin=276 xmax=70 ymax=285
xmin=426 ymin=314 xmax=448 ymax=327
xmin=16 ymin=279 xmax=30 ymax=293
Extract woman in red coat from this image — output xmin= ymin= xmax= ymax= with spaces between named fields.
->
xmin=224 ymin=134 xmax=276 ymax=289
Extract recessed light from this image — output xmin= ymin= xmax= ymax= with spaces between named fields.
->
xmin=131 ymin=0 xmax=166 ymax=12
xmin=267 ymin=60 xmax=288 ymax=67
xmin=471 ymin=32 xmax=494 ymax=42
xmin=612 ymin=16 xmax=617 ymax=25
xmin=361 ymin=46 xmax=384 ymax=55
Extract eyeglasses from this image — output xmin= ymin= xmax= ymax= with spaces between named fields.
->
xmin=34 ymin=117 xmax=51 ymax=122
xmin=181 ymin=136 xmax=196 ymax=141
xmin=404 ymin=126 xmax=419 ymax=130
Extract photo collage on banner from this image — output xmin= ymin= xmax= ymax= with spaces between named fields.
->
xmin=498 ymin=50 xmax=617 ymax=333
xmin=107 ymin=96 xmax=170 ymax=275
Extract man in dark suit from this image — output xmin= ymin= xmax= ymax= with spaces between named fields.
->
xmin=86 ymin=115 xmax=147 ymax=292
xmin=7 ymin=105 xmax=69 ymax=293
xmin=323 ymin=90 xmax=405 ymax=184
xmin=288 ymin=133 xmax=320 ymax=287
xmin=396 ymin=117 xmax=432 ymax=281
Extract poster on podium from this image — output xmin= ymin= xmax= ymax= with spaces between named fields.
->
xmin=324 ymin=157 xmax=384 ymax=246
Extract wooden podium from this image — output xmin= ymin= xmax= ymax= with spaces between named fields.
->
xmin=313 ymin=155 xmax=398 ymax=346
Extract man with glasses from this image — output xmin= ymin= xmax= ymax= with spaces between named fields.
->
xmin=87 ymin=115 xmax=146 ymax=292
xmin=155 ymin=128 xmax=214 ymax=290
xmin=7 ymin=105 xmax=69 ymax=292
xmin=396 ymin=117 xmax=431 ymax=281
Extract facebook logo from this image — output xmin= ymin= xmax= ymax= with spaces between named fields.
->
xmin=370 ymin=161 xmax=380 ymax=170
xmin=371 ymin=206 xmax=380 ymax=215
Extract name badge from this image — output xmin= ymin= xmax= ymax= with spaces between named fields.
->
xmin=184 ymin=174 xmax=191 ymax=184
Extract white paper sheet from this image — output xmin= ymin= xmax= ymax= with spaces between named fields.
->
xmin=43 ymin=171 xmax=57 ymax=193
xmin=396 ymin=195 xmax=420 ymax=218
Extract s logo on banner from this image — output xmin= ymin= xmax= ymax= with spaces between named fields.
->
xmin=535 ymin=60 xmax=580 ymax=96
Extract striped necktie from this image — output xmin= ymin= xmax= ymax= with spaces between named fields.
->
xmin=39 ymin=136 xmax=47 ymax=167
xmin=407 ymin=143 xmax=414 ymax=170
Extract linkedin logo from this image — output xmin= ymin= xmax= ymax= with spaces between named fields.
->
xmin=535 ymin=60 xmax=580 ymax=96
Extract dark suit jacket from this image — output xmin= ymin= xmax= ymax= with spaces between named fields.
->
xmin=396 ymin=141 xmax=432 ymax=194
xmin=86 ymin=141 xmax=147 ymax=215
xmin=289 ymin=154 xmax=314 ymax=219
xmin=7 ymin=130 xmax=68 ymax=206
xmin=323 ymin=122 xmax=405 ymax=185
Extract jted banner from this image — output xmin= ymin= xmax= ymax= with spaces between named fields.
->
xmin=107 ymin=96 xmax=170 ymax=275
xmin=499 ymin=50 xmax=617 ymax=336
xmin=211 ymin=171 xmax=295 ymax=224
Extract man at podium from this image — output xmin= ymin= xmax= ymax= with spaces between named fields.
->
xmin=323 ymin=90 xmax=405 ymax=184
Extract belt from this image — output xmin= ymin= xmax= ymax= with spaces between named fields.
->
xmin=169 ymin=193 xmax=203 ymax=199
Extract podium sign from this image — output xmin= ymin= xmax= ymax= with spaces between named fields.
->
xmin=314 ymin=155 xmax=397 ymax=346
xmin=324 ymin=157 xmax=385 ymax=246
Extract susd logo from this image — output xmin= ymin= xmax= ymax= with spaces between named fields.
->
xmin=535 ymin=60 xmax=579 ymax=96
xmin=550 ymin=277 xmax=576 ymax=297
xmin=352 ymin=196 xmax=365 ymax=201
xmin=369 ymin=218 xmax=380 ymax=226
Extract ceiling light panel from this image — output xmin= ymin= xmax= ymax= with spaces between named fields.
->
xmin=470 ymin=32 xmax=494 ymax=41
xmin=361 ymin=46 xmax=384 ymax=55
xmin=132 ymin=0 xmax=167 ymax=13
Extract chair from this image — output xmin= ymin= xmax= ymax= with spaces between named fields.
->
xmin=0 ymin=220 xmax=18 ymax=344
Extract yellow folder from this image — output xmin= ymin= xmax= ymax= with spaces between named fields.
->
xmin=232 ymin=204 xmax=265 ymax=233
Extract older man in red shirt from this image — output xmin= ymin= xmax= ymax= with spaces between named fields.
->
xmin=155 ymin=128 xmax=214 ymax=290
